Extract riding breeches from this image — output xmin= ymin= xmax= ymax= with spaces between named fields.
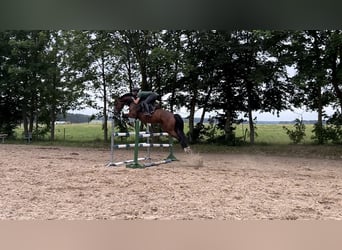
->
xmin=144 ymin=93 xmax=159 ymax=105
xmin=141 ymin=93 xmax=159 ymax=113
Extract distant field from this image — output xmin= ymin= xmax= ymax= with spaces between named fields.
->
xmin=13 ymin=122 xmax=314 ymax=145
xmin=235 ymin=123 xmax=314 ymax=144
xmin=54 ymin=123 xmax=104 ymax=142
xmin=14 ymin=123 xmax=107 ymax=147
xmin=10 ymin=122 xmax=342 ymax=159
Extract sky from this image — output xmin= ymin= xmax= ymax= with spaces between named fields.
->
xmin=191 ymin=107 xmax=332 ymax=122
xmin=254 ymin=107 xmax=335 ymax=121
xmin=253 ymin=109 xmax=318 ymax=122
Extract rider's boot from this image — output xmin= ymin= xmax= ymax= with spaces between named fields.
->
xmin=143 ymin=103 xmax=151 ymax=116
xmin=145 ymin=105 xmax=152 ymax=116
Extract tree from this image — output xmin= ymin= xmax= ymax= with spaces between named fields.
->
xmin=290 ymin=30 xmax=339 ymax=144
xmin=42 ymin=31 xmax=90 ymax=140
xmin=211 ymin=31 xmax=244 ymax=143
xmin=177 ymin=31 xmax=203 ymax=143
xmin=229 ymin=31 xmax=291 ymax=144
xmin=0 ymin=31 xmax=22 ymax=135
xmin=325 ymin=30 xmax=342 ymax=110
xmin=5 ymin=30 xmax=50 ymax=138
xmin=159 ymin=30 xmax=185 ymax=113
xmin=116 ymin=31 xmax=140 ymax=92
xmin=86 ymin=31 xmax=121 ymax=142
xmin=0 ymin=30 xmax=90 ymax=140
xmin=123 ymin=30 xmax=155 ymax=90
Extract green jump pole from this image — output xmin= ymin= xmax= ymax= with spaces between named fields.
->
xmin=166 ymin=136 xmax=178 ymax=161
xmin=126 ymin=120 xmax=143 ymax=168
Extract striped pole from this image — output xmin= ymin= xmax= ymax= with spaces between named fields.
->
xmin=106 ymin=114 xmax=116 ymax=167
xmin=114 ymin=143 xmax=172 ymax=149
xmin=110 ymin=157 xmax=147 ymax=166
xmin=144 ymin=158 xmax=173 ymax=167
xmin=114 ymin=131 xmax=169 ymax=137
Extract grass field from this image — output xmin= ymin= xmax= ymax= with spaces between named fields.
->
xmin=8 ymin=122 xmax=342 ymax=159
xmin=12 ymin=121 xmax=316 ymax=146
xmin=235 ymin=123 xmax=314 ymax=144
xmin=13 ymin=122 xmax=108 ymax=147
xmin=12 ymin=122 xmax=314 ymax=144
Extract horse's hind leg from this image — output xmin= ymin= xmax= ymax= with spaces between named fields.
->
xmin=167 ymin=130 xmax=185 ymax=148
xmin=168 ymin=130 xmax=180 ymax=142
xmin=176 ymin=129 xmax=191 ymax=153
xmin=172 ymin=114 xmax=191 ymax=153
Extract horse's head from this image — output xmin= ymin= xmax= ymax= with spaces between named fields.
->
xmin=114 ymin=99 xmax=124 ymax=114
xmin=114 ymin=93 xmax=134 ymax=114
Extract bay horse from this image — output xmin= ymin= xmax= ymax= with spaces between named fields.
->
xmin=114 ymin=93 xmax=191 ymax=153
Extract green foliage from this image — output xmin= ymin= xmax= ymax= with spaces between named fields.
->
xmin=0 ymin=98 xmax=21 ymax=136
xmin=2 ymin=30 xmax=342 ymax=147
xmin=190 ymin=118 xmax=220 ymax=144
xmin=203 ymin=119 xmax=220 ymax=143
xmin=312 ymin=112 xmax=342 ymax=144
xmin=0 ymin=30 xmax=90 ymax=139
xmin=312 ymin=123 xmax=328 ymax=144
xmin=290 ymin=30 xmax=342 ymax=135
xmin=188 ymin=123 xmax=205 ymax=144
xmin=283 ymin=118 xmax=306 ymax=144
xmin=190 ymin=117 xmax=250 ymax=146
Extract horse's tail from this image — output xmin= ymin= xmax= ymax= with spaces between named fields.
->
xmin=174 ymin=114 xmax=184 ymax=132
xmin=174 ymin=114 xmax=190 ymax=151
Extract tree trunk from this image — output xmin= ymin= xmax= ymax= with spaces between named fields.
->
xmin=101 ymin=57 xmax=108 ymax=142
xmin=140 ymin=62 xmax=148 ymax=90
xmin=188 ymin=91 xmax=197 ymax=144
xmin=246 ymin=81 xmax=255 ymax=144
xmin=199 ymin=83 xmax=213 ymax=124
xmin=170 ymin=88 xmax=176 ymax=113
xmin=169 ymin=59 xmax=178 ymax=113
xmin=22 ymin=108 xmax=29 ymax=138
xmin=126 ymin=46 xmax=134 ymax=90
xmin=29 ymin=108 xmax=34 ymax=134
xmin=248 ymin=107 xmax=255 ymax=144
xmin=224 ymin=110 xmax=232 ymax=141
xmin=316 ymin=85 xmax=324 ymax=144
xmin=50 ymin=106 xmax=56 ymax=141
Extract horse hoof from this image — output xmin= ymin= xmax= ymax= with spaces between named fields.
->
xmin=184 ymin=147 xmax=192 ymax=154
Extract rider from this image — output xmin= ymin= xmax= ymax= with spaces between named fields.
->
xmin=131 ymin=87 xmax=159 ymax=116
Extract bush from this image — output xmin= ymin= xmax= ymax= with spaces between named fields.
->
xmin=283 ymin=118 xmax=306 ymax=144
xmin=312 ymin=112 xmax=342 ymax=144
